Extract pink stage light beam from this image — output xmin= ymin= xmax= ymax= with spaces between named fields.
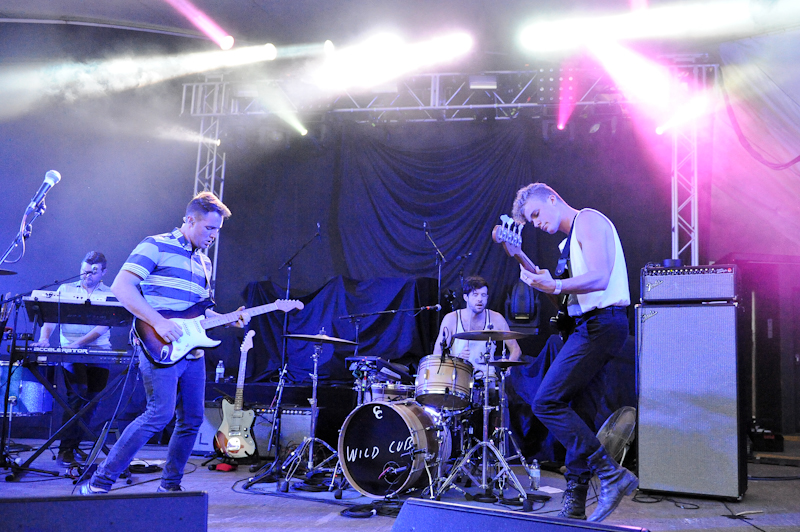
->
xmin=557 ymin=63 xmax=578 ymax=131
xmin=161 ymin=0 xmax=234 ymax=50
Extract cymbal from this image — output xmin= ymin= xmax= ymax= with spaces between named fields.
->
xmin=0 ymin=268 xmax=17 ymax=276
xmin=285 ymin=333 xmax=357 ymax=346
xmin=488 ymin=359 xmax=526 ymax=369
xmin=452 ymin=330 xmax=529 ymax=341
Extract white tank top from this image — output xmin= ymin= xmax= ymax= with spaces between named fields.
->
xmin=563 ymin=208 xmax=630 ymax=316
xmin=452 ymin=309 xmax=497 ymax=377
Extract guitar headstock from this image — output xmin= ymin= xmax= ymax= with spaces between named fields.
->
xmin=491 ymin=215 xmax=523 ymax=257
xmin=241 ymin=329 xmax=255 ymax=353
xmin=491 ymin=215 xmax=537 ymax=273
xmin=275 ymin=299 xmax=304 ymax=312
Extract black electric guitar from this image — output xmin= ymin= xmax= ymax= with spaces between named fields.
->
xmin=214 ymin=330 xmax=258 ymax=460
xmin=491 ymin=215 xmax=575 ymax=338
xmin=133 ymin=299 xmax=303 ymax=366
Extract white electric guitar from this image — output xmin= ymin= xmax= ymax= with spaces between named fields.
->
xmin=214 ymin=330 xmax=258 ymax=459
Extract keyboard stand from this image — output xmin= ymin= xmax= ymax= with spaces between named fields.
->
xmin=6 ymin=355 xmax=137 ymax=481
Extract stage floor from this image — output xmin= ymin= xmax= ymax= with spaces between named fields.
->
xmin=0 ymin=437 xmax=798 ymax=532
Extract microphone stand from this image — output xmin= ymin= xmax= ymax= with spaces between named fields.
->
xmin=277 ymin=227 xmax=319 ymax=372
xmin=1 ymin=202 xmax=60 ymax=478
xmin=244 ymin=365 xmax=288 ymax=487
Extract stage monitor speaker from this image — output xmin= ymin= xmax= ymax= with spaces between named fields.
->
xmin=636 ymin=303 xmax=746 ymax=499
xmin=0 ymin=491 xmax=207 ymax=532
xmin=391 ymin=499 xmax=650 ymax=532
xmin=194 ymin=402 xmax=311 ymax=458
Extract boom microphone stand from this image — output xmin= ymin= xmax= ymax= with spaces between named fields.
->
xmin=423 ymin=222 xmax=447 ymax=330
xmin=1 ymin=201 xmax=61 ymax=479
xmin=277 ymin=224 xmax=320 ymax=372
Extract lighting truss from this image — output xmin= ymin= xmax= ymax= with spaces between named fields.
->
xmin=669 ymin=62 xmax=718 ymax=266
xmin=182 ymin=74 xmax=227 ymax=295
xmin=180 ymin=68 xmax=629 ymax=123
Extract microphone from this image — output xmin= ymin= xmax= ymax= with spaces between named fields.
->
xmin=423 ymin=221 xmax=428 ymax=233
xmin=25 ymin=170 xmax=61 ymax=215
xmin=455 ymin=252 xmax=473 ymax=261
xmin=420 ymin=304 xmax=441 ymax=311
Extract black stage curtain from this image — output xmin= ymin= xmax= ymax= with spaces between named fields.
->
xmin=244 ymin=276 xmax=438 ymax=384
xmin=335 ymin=119 xmax=539 ymax=312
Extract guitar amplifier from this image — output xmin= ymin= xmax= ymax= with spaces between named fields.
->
xmin=641 ymin=264 xmax=736 ymax=303
xmin=193 ymin=402 xmax=311 ymax=459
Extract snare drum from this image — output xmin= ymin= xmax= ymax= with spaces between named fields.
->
xmin=338 ymin=400 xmax=451 ymax=498
xmin=414 ymin=355 xmax=473 ymax=410
xmin=369 ymin=383 xmax=415 ymax=402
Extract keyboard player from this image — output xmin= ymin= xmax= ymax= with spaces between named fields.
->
xmin=30 ymin=251 xmax=112 ymax=467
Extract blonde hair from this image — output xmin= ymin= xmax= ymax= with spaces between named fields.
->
xmin=511 ymin=182 xmax=564 ymax=224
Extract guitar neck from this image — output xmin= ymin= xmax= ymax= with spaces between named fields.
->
xmin=514 ymin=250 xmax=562 ymax=310
xmin=234 ymin=349 xmax=248 ymax=410
xmin=199 ymin=302 xmax=278 ymax=330
xmin=513 ymin=250 xmax=537 ymax=274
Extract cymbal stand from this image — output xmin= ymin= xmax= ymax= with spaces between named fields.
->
xmin=493 ymin=356 xmax=536 ymax=487
xmin=281 ymin=338 xmax=337 ymax=485
xmin=435 ymin=346 xmax=528 ymax=505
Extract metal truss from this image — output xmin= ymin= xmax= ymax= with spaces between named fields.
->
xmin=183 ymin=74 xmax=227 ymax=296
xmin=180 ymin=68 xmax=627 ymax=124
xmin=669 ymin=63 xmax=718 ymax=266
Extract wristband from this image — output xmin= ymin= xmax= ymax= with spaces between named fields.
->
xmin=553 ymin=279 xmax=562 ymax=295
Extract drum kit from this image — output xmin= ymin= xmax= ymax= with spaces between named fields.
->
xmin=276 ymin=328 xmax=536 ymax=505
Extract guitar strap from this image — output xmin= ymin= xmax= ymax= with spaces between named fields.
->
xmin=554 ymin=214 xmax=577 ymax=279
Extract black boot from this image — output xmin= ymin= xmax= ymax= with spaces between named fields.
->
xmin=587 ymin=445 xmax=638 ymax=522
xmin=557 ymin=479 xmax=588 ymax=519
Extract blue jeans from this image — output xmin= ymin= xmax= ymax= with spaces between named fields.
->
xmin=91 ymin=349 xmax=205 ymax=491
xmin=532 ymin=306 xmax=628 ymax=482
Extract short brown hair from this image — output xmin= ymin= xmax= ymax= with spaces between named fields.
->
xmin=186 ymin=191 xmax=231 ymax=219
xmin=511 ymin=182 xmax=564 ymax=224
xmin=462 ymin=275 xmax=488 ymax=294
xmin=82 ymin=251 xmax=107 ymax=269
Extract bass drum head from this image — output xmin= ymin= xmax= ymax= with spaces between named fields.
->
xmin=338 ymin=401 xmax=438 ymax=498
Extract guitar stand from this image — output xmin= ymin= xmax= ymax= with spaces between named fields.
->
xmin=435 ymin=349 xmax=530 ymax=509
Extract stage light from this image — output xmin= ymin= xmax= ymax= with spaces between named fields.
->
xmin=162 ymin=0 xmax=235 ymax=50
xmin=220 ymin=36 xmax=235 ymax=51
xmin=469 ymin=75 xmax=497 ymax=90
xmin=518 ymin=1 xmax=800 ymax=54
xmin=311 ymin=31 xmax=473 ymax=91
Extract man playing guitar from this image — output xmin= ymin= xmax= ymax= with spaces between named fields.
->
xmin=512 ymin=183 xmax=635 ymax=523
xmin=80 ymin=192 xmax=250 ymax=494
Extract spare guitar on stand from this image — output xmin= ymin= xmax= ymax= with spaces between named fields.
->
xmin=212 ymin=330 xmax=258 ymax=466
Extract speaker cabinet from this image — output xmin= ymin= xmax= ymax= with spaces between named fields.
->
xmin=635 ymin=304 xmax=746 ymax=499
xmin=391 ymin=499 xmax=649 ymax=532
xmin=0 ymin=491 xmax=207 ymax=532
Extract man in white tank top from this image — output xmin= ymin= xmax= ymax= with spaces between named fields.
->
xmin=512 ymin=183 xmax=636 ymax=523
xmin=432 ymin=276 xmax=521 ymax=376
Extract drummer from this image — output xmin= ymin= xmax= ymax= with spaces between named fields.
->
xmin=433 ymin=275 xmax=521 ymax=378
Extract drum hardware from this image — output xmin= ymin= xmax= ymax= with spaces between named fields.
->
xmin=487 ymin=359 xmax=537 ymax=489
xmin=280 ymin=330 xmax=356 ymax=490
xmin=435 ymin=343 xmax=530 ymax=508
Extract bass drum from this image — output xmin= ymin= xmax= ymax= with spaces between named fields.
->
xmin=338 ymin=401 xmax=450 ymax=498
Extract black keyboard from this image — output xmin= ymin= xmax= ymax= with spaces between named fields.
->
xmin=6 ymin=346 xmax=133 ymax=365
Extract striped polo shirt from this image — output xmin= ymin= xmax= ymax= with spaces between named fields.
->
xmin=121 ymin=228 xmax=212 ymax=312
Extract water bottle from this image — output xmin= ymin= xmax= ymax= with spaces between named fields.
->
xmin=531 ymin=459 xmax=541 ymax=491
xmin=215 ymin=360 xmax=225 ymax=383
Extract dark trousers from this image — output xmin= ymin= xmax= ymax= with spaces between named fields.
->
xmin=59 ymin=364 xmax=110 ymax=452
xmin=532 ymin=307 xmax=628 ymax=482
